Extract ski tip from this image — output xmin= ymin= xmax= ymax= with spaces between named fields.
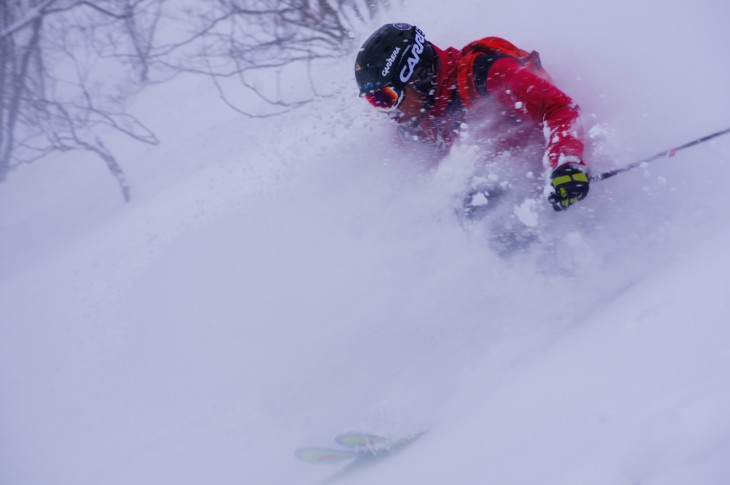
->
xmin=334 ymin=430 xmax=428 ymax=453
xmin=335 ymin=432 xmax=389 ymax=451
xmin=295 ymin=447 xmax=358 ymax=464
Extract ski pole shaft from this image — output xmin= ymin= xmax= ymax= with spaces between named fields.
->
xmin=590 ymin=126 xmax=730 ymax=182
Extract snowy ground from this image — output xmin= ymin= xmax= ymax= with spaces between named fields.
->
xmin=1 ymin=1 xmax=730 ymax=484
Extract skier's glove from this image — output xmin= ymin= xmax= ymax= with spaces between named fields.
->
xmin=548 ymin=163 xmax=590 ymax=211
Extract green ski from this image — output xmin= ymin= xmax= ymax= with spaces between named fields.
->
xmin=295 ymin=447 xmax=359 ymax=464
xmin=295 ymin=430 xmax=426 ymax=464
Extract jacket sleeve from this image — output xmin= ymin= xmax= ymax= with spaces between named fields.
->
xmin=483 ymin=56 xmax=585 ymax=171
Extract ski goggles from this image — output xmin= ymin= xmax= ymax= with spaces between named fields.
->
xmin=362 ymin=85 xmax=405 ymax=112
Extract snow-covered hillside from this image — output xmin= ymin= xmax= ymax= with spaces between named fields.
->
xmin=1 ymin=1 xmax=729 ymax=485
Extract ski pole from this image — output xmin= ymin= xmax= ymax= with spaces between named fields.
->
xmin=590 ymin=126 xmax=730 ymax=182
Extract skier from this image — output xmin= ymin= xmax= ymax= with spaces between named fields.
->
xmin=355 ymin=23 xmax=590 ymax=212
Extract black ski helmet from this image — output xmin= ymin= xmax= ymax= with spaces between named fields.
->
xmin=355 ymin=23 xmax=437 ymax=95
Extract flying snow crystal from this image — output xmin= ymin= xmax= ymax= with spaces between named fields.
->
xmin=588 ymin=124 xmax=608 ymax=139
xmin=470 ymin=192 xmax=489 ymax=207
xmin=514 ymin=198 xmax=540 ymax=227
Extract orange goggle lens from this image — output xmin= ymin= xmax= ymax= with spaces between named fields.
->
xmin=364 ymin=86 xmax=404 ymax=111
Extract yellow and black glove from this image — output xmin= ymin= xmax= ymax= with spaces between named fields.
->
xmin=548 ymin=163 xmax=590 ymax=211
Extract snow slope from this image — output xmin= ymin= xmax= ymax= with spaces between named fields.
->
xmin=1 ymin=1 xmax=729 ymax=484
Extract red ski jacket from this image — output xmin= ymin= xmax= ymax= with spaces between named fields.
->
xmin=398 ymin=39 xmax=585 ymax=171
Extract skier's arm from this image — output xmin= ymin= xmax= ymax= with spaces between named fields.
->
xmin=482 ymin=56 xmax=590 ymax=210
xmin=483 ymin=56 xmax=585 ymax=171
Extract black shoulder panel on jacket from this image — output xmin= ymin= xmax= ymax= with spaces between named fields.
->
xmin=472 ymin=54 xmax=505 ymax=97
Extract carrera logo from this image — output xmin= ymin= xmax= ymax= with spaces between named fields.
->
xmin=381 ymin=47 xmax=401 ymax=77
xmin=399 ymin=28 xmax=426 ymax=83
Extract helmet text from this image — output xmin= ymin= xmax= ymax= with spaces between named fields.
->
xmin=381 ymin=47 xmax=401 ymax=77
xmin=399 ymin=29 xmax=426 ymax=84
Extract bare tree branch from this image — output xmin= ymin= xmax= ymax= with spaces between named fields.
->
xmin=152 ymin=0 xmax=386 ymax=115
xmin=0 ymin=0 xmax=388 ymax=202
xmin=0 ymin=0 xmax=57 ymax=39
xmin=0 ymin=0 xmax=162 ymax=200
